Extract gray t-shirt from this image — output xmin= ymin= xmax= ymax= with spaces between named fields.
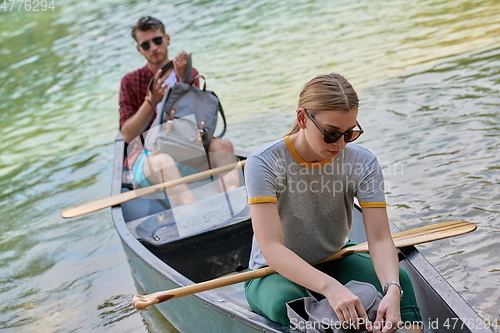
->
xmin=245 ymin=136 xmax=386 ymax=270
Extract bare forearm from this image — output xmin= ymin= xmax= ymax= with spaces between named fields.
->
xmin=369 ymin=239 xmax=400 ymax=287
xmin=362 ymin=208 xmax=400 ymax=288
xmin=121 ymin=101 xmax=155 ymax=143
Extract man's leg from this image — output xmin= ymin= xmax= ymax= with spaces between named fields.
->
xmin=142 ymin=152 xmax=195 ymax=206
xmin=207 ymin=138 xmax=241 ymax=191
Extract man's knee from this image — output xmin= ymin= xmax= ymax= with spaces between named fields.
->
xmin=144 ymin=153 xmax=176 ymax=174
xmin=209 ymin=138 xmax=234 ymax=153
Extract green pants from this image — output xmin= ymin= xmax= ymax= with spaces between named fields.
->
xmin=244 ymin=246 xmax=422 ymax=326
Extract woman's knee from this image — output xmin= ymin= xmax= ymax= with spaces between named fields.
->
xmin=245 ymin=274 xmax=307 ymax=326
xmin=398 ymin=267 xmax=413 ymax=293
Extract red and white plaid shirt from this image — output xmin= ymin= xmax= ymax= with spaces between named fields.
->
xmin=118 ymin=65 xmax=199 ymax=169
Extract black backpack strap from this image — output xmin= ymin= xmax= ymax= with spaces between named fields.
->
xmin=211 ymin=91 xmax=226 ymax=138
xmin=147 ymin=60 xmax=174 ymax=91
xmin=183 ymin=54 xmax=193 ymax=84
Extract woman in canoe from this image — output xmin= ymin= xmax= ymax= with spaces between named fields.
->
xmin=244 ymin=73 xmax=423 ymax=333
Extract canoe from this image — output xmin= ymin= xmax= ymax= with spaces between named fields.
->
xmin=110 ymin=133 xmax=493 ymax=333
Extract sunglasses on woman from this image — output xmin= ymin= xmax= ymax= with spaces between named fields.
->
xmin=305 ymin=109 xmax=364 ymax=143
xmin=138 ymin=36 xmax=163 ymax=51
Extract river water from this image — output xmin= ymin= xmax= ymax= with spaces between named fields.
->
xmin=1 ymin=0 xmax=499 ymax=332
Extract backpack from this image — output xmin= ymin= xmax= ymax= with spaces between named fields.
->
xmin=144 ymin=57 xmax=227 ymax=169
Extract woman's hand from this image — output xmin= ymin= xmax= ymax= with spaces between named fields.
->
xmin=324 ymin=283 xmax=372 ymax=332
xmin=373 ymin=288 xmax=401 ymax=333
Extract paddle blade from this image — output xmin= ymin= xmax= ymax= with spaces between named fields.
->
xmin=313 ymin=221 xmax=476 ymax=263
xmin=61 ymin=160 xmax=246 ymax=219
xmin=61 ymin=185 xmax=162 ymax=218
xmin=391 ymin=220 xmax=476 ymax=248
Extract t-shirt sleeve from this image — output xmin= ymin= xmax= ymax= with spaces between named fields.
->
xmin=244 ymin=152 xmax=279 ymax=205
xmin=355 ymin=153 xmax=387 ymax=208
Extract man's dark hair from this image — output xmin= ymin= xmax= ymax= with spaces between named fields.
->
xmin=131 ymin=16 xmax=166 ymax=41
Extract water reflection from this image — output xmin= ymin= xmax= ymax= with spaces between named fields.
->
xmin=359 ymin=46 xmax=500 ymax=321
xmin=98 ymin=294 xmax=138 ymax=327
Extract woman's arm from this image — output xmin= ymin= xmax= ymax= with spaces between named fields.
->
xmin=251 ymin=202 xmax=370 ymax=327
xmin=362 ymin=207 xmax=402 ymax=332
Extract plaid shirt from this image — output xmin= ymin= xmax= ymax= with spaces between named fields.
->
xmin=119 ymin=65 xmax=199 ymax=169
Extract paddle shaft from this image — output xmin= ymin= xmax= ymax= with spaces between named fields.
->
xmin=132 ymin=220 xmax=476 ymax=310
xmin=61 ymin=160 xmax=246 ymax=218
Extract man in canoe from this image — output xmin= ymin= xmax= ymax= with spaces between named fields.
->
xmin=119 ymin=16 xmax=238 ymax=206
xmin=244 ymin=73 xmax=423 ymax=332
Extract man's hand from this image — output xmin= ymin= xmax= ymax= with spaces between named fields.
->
xmin=149 ymin=67 xmax=171 ymax=105
xmin=173 ymin=51 xmax=189 ymax=83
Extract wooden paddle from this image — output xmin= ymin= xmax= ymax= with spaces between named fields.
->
xmin=61 ymin=160 xmax=246 ymax=219
xmin=132 ymin=220 xmax=476 ymax=310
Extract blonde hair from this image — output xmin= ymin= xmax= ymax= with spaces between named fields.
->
xmin=287 ymin=73 xmax=359 ymax=136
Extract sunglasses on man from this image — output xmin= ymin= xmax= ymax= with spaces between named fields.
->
xmin=305 ymin=109 xmax=364 ymax=143
xmin=138 ymin=36 xmax=164 ymax=51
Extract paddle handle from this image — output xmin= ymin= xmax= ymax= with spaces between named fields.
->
xmin=61 ymin=160 xmax=246 ymax=218
xmin=131 ymin=220 xmax=476 ymax=310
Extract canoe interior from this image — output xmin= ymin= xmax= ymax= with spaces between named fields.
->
xmin=122 ymin=166 xmax=253 ymax=283
xmin=131 ymin=206 xmax=252 ymax=283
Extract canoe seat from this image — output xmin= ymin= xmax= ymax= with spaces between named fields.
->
xmin=120 ymin=174 xmax=227 ymax=222
xmin=126 ymin=186 xmax=250 ymax=244
xmin=125 ymin=187 xmax=253 ymax=284
xmin=120 ymin=187 xmax=172 ymax=222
